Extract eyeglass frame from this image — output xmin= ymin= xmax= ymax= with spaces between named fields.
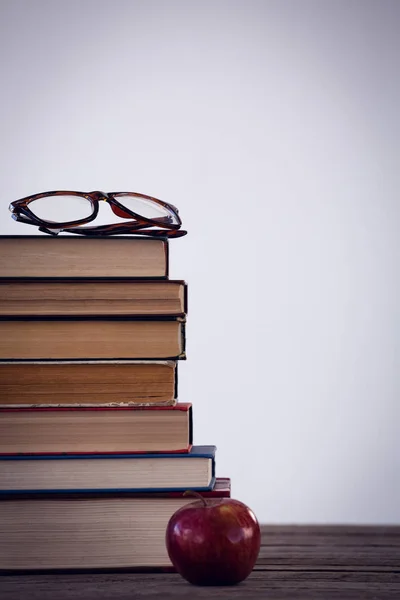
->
xmin=9 ymin=190 xmax=187 ymax=238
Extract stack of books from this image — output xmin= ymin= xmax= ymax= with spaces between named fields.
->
xmin=0 ymin=235 xmax=229 ymax=571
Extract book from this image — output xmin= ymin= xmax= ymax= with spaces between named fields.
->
xmin=0 ymin=279 xmax=187 ymax=317
xmin=0 ymin=446 xmax=216 ymax=494
xmin=0 ymin=404 xmax=193 ymax=454
xmin=0 ymin=360 xmax=177 ymax=406
xmin=0 ymin=236 xmax=169 ymax=278
xmin=0 ymin=478 xmax=231 ymax=570
xmin=0 ymin=318 xmax=185 ymax=360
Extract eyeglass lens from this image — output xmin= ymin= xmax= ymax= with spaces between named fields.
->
xmin=28 ymin=196 xmax=94 ymax=223
xmin=114 ymin=194 xmax=179 ymax=224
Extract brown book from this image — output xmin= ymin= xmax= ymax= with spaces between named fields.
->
xmin=0 ymin=279 xmax=187 ymax=317
xmin=0 ymin=404 xmax=192 ymax=454
xmin=0 ymin=318 xmax=185 ymax=360
xmin=0 ymin=236 xmax=169 ymax=278
xmin=0 ymin=479 xmax=231 ymax=570
xmin=0 ymin=360 xmax=177 ymax=406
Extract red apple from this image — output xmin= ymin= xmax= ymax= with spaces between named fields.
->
xmin=165 ymin=494 xmax=261 ymax=586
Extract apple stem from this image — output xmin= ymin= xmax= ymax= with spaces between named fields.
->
xmin=183 ymin=490 xmax=208 ymax=507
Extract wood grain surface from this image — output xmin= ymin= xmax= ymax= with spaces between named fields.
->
xmin=1 ymin=525 xmax=399 ymax=599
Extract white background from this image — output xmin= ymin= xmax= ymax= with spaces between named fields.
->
xmin=0 ymin=0 xmax=399 ymax=524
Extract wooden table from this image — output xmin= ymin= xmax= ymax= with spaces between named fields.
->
xmin=1 ymin=525 xmax=399 ymax=599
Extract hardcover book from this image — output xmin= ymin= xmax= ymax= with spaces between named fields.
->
xmin=0 ymin=318 xmax=186 ymax=360
xmin=0 ymin=235 xmax=169 ymax=278
xmin=0 ymin=446 xmax=216 ymax=494
xmin=0 ymin=360 xmax=177 ymax=406
xmin=0 ymin=279 xmax=187 ymax=317
xmin=0 ymin=403 xmax=193 ymax=454
xmin=0 ymin=478 xmax=231 ymax=571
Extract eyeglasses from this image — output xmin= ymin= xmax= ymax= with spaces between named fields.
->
xmin=9 ymin=190 xmax=187 ymax=238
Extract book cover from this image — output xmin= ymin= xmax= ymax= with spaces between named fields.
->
xmin=0 ymin=317 xmax=186 ymax=361
xmin=0 ymin=360 xmax=178 ymax=407
xmin=0 ymin=278 xmax=187 ymax=317
xmin=0 ymin=478 xmax=231 ymax=572
xmin=0 ymin=403 xmax=193 ymax=455
xmin=0 ymin=235 xmax=169 ymax=279
xmin=0 ymin=445 xmax=216 ymax=494
xmin=0 ymin=476 xmax=230 ymax=500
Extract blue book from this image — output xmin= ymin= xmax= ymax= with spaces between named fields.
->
xmin=0 ymin=445 xmax=216 ymax=495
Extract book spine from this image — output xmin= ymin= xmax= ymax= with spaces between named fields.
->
xmin=0 ymin=481 xmax=216 ymax=495
xmin=165 ymin=239 xmax=169 ymax=278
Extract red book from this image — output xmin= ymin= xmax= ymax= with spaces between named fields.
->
xmin=0 ymin=403 xmax=193 ymax=455
xmin=0 ymin=478 xmax=231 ymax=572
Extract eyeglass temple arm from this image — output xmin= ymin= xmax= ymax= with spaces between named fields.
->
xmin=11 ymin=206 xmax=186 ymax=237
xmin=11 ymin=211 xmax=47 ymax=228
xmin=60 ymin=225 xmax=187 ymax=238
